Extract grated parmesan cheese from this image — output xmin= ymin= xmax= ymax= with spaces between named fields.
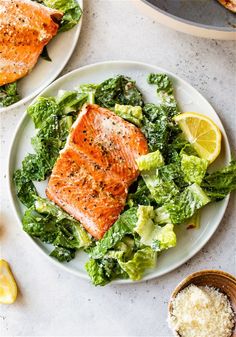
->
xmin=168 ymin=284 xmax=235 ymax=337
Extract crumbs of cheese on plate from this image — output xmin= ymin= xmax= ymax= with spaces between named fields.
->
xmin=168 ymin=284 xmax=235 ymax=337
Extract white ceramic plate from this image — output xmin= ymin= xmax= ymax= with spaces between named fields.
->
xmin=8 ymin=61 xmax=230 ymax=283
xmin=0 ymin=0 xmax=83 ymax=112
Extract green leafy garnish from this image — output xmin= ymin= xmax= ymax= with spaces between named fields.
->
xmin=22 ymin=197 xmax=91 ymax=255
xmin=127 ymin=178 xmax=154 ymax=207
xmin=85 ymin=257 xmax=128 ymax=286
xmin=118 ymin=247 xmax=157 ymax=281
xmin=114 ymin=104 xmax=143 ymax=126
xmin=50 ymin=247 xmax=75 ymax=262
xmin=155 ymin=183 xmax=210 ymax=225
xmin=136 ymin=149 xmax=164 ymax=171
xmin=201 ymin=160 xmax=236 ymax=201
xmin=181 ymin=154 xmax=208 ymax=185
xmin=147 ymin=73 xmax=178 ymax=117
xmin=89 ymin=208 xmax=138 ymax=259
xmin=0 ymin=82 xmax=20 ymax=107
xmin=135 ymin=206 xmax=176 ymax=251
xmin=141 ymin=73 xmax=179 ymax=154
xmin=41 ymin=0 xmax=82 ymax=32
xmin=95 ymin=75 xmax=143 ymax=108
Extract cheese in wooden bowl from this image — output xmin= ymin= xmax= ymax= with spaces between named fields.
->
xmin=168 ymin=270 xmax=236 ymax=337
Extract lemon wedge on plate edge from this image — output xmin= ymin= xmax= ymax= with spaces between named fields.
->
xmin=0 ymin=259 xmax=17 ymax=304
xmin=173 ymin=112 xmax=222 ymax=164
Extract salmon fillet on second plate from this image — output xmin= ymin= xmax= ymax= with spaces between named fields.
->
xmin=217 ymin=0 xmax=236 ymax=12
xmin=0 ymin=0 xmax=63 ymax=86
xmin=46 ymin=104 xmax=148 ymax=239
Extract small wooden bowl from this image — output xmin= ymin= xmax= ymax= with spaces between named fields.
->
xmin=168 ymin=270 xmax=236 ymax=337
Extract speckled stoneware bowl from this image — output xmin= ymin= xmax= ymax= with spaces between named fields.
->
xmin=140 ymin=0 xmax=236 ymax=39
xmin=168 ymin=270 xmax=236 ymax=337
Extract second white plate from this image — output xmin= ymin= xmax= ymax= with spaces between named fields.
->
xmin=1 ymin=0 xmax=83 ymax=112
xmin=8 ymin=61 xmax=230 ymax=283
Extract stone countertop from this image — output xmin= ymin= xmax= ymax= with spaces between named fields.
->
xmin=0 ymin=1 xmax=235 ymax=336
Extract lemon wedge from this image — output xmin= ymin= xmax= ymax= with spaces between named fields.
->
xmin=173 ymin=112 xmax=222 ymax=164
xmin=0 ymin=259 xmax=17 ymax=304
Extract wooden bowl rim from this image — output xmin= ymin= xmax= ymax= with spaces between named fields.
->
xmin=168 ymin=269 xmax=236 ymax=312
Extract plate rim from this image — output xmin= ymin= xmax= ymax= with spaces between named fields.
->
xmin=141 ymin=0 xmax=236 ymax=32
xmin=0 ymin=0 xmax=83 ymax=113
xmin=7 ymin=60 xmax=230 ymax=284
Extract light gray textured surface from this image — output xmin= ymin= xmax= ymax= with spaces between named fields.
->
xmin=0 ymin=1 xmax=236 ymax=336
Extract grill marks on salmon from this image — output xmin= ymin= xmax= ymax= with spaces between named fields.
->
xmin=0 ymin=0 xmax=63 ymax=86
xmin=46 ymin=104 xmax=148 ymax=239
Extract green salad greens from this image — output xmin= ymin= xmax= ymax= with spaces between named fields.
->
xmin=14 ymin=73 xmax=236 ymax=286
xmin=38 ymin=0 xmax=82 ymax=32
xmin=0 ymin=83 xmax=20 ymax=108
xmin=0 ymin=0 xmax=82 ymax=108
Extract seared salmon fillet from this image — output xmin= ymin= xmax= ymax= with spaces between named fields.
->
xmin=217 ymin=0 xmax=236 ymax=12
xmin=46 ymin=104 xmax=148 ymax=239
xmin=0 ymin=0 xmax=63 ymax=86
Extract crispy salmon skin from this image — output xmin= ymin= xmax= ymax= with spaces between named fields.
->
xmin=0 ymin=0 xmax=63 ymax=86
xmin=46 ymin=104 xmax=148 ymax=239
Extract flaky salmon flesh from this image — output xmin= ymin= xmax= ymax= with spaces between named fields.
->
xmin=46 ymin=104 xmax=148 ymax=240
xmin=0 ymin=0 xmax=63 ymax=86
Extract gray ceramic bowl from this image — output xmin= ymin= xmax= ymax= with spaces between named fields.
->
xmin=140 ymin=0 xmax=236 ymax=39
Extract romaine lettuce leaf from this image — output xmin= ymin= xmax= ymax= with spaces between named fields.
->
xmin=14 ymin=169 xmax=38 ymax=208
xmin=22 ymin=207 xmax=59 ymax=244
xmin=114 ymin=104 xmax=143 ymax=126
xmin=135 ymin=205 xmax=155 ymax=242
xmin=85 ymin=259 xmax=109 ymax=286
xmin=79 ymin=84 xmax=98 ymax=104
xmin=201 ymin=160 xmax=236 ymax=201
xmin=56 ymin=90 xmax=87 ymax=114
xmin=136 ymin=150 xmax=164 ymax=171
xmin=142 ymin=170 xmax=179 ymax=205
xmin=185 ymin=210 xmax=200 ymax=229
xmin=0 ymin=82 xmax=20 ymax=107
xmin=181 ymin=154 xmax=208 ymax=185
xmin=43 ymin=0 xmax=82 ymax=32
xmin=127 ymin=178 xmax=155 ymax=207
xmin=141 ymin=104 xmax=170 ymax=153
xmin=50 ymin=247 xmax=75 ymax=262
xmin=22 ymin=197 xmax=91 ymax=259
xmin=85 ymin=257 xmax=128 ymax=286
xmin=89 ymin=208 xmax=138 ymax=259
xmin=35 ymin=197 xmax=91 ymax=248
xmin=157 ymin=162 xmax=187 ymax=191
xmin=135 ymin=205 xmax=176 ymax=251
xmin=151 ymin=223 xmax=176 ymax=251
xmin=142 ymin=73 xmax=180 ymax=154
xmin=95 ymin=75 xmax=143 ymax=108
xmin=27 ymin=97 xmax=59 ymax=128
xmin=147 ymin=73 xmax=174 ymax=94
xmin=147 ymin=73 xmax=178 ymax=117
xmin=137 ymin=150 xmax=178 ymax=205
xmin=155 ymin=183 xmax=210 ymax=225
xmin=20 ymin=113 xmax=71 ymax=182
xmin=118 ymin=247 xmax=157 ymax=281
